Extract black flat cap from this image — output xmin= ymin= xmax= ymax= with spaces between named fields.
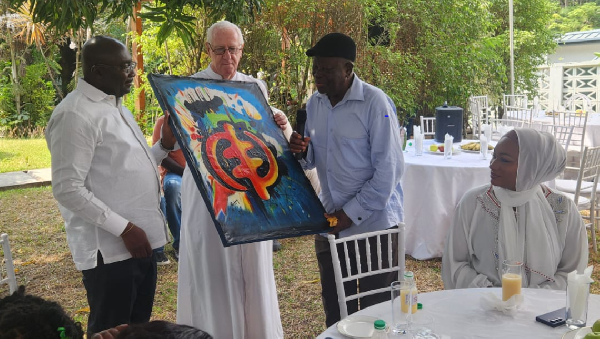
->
xmin=306 ymin=33 xmax=356 ymax=62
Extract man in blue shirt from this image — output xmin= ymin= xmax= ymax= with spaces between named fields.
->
xmin=289 ymin=32 xmax=405 ymax=326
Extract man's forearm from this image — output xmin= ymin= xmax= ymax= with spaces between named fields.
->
xmin=161 ymin=157 xmax=184 ymax=176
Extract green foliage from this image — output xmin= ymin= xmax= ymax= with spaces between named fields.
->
xmin=0 ymin=61 xmax=55 ymax=134
xmin=7 ymin=0 xmax=265 ymax=46
xmin=549 ymin=2 xmax=600 ymax=33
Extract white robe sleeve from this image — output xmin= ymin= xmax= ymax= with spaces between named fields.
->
xmin=538 ymin=197 xmax=588 ymax=289
xmin=442 ymin=191 xmax=494 ymax=289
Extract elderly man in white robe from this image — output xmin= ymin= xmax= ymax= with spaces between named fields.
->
xmin=442 ymin=129 xmax=588 ymax=290
xmin=176 ymin=21 xmax=285 ymax=338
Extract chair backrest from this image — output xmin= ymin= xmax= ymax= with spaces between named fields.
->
xmin=469 ymin=96 xmax=490 ymax=138
xmin=328 ymin=225 xmax=405 ymax=319
xmin=553 ymin=111 xmax=588 ymax=158
xmin=420 ymin=116 xmax=435 ymax=136
xmin=503 ymin=94 xmax=528 ymax=110
xmin=546 ymin=124 xmax=574 ymax=151
xmin=573 ymin=146 xmax=600 ymax=205
xmin=503 ymin=106 xmax=534 ymax=127
xmin=564 ymin=93 xmax=593 ymax=113
xmin=0 ymin=233 xmax=18 ymax=294
xmin=488 ymin=118 xmax=525 ymax=141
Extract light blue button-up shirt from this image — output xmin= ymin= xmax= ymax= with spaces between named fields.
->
xmin=302 ymin=75 xmax=404 ymax=238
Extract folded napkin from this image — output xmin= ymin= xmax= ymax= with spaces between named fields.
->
xmin=567 ymin=265 xmax=594 ymax=321
xmin=444 ymin=133 xmax=453 ymax=159
xmin=480 ymin=135 xmax=489 ymax=160
xmin=414 ymin=125 xmax=421 ymax=136
xmin=480 ymin=292 xmax=524 ymax=316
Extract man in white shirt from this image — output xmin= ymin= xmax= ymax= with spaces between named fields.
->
xmin=45 ymin=36 xmax=176 ymax=335
xmin=177 ymin=21 xmax=284 ymax=339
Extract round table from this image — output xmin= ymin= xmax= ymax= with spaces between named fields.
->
xmin=317 ymin=288 xmax=600 ymax=339
xmin=402 ymin=140 xmax=493 ymax=259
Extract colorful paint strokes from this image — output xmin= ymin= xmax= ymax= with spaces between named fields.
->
xmin=148 ymin=74 xmax=328 ymax=246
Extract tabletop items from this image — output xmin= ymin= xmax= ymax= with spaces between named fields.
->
xmin=318 ymin=288 xmax=600 ymax=339
xmin=567 ymin=266 xmax=595 ymax=329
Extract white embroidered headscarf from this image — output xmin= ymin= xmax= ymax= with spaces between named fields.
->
xmin=493 ymin=128 xmax=566 ymax=286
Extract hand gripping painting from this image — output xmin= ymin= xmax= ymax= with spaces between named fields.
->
xmin=148 ymin=74 xmax=328 ymax=246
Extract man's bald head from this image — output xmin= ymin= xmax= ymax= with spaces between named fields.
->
xmin=82 ymin=36 xmax=135 ymax=98
xmin=82 ymin=36 xmax=128 ymax=78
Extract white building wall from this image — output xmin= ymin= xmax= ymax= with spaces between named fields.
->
xmin=547 ymin=43 xmax=600 ymax=64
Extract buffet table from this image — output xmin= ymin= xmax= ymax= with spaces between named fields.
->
xmin=317 ymin=288 xmax=600 ymax=339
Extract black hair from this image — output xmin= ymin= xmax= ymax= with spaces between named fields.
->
xmin=0 ymin=286 xmax=85 ymax=339
xmin=116 ymin=321 xmax=213 ymax=339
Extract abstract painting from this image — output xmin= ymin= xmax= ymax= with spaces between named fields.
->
xmin=148 ymin=74 xmax=328 ymax=246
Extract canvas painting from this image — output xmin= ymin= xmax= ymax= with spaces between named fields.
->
xmin=148 ymin=74 xmax=328 ymax=246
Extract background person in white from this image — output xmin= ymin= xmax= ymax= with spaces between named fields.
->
xmin=177 ymin=21 xmax=283 ymax=339
xmin=442 ymin=129 xmax=588 ymax=289
xmin=45 ymin=36 xmax=176 ymax=334
xmin=288 ymin=33 xmax=405 ymax=327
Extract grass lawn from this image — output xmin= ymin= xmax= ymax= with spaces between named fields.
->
xmin=2 ymin=186 xmax=600 ymax=337
xmin=0 ymin=138 xmax=51 ymax=173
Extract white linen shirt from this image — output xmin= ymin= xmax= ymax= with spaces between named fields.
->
xmin=302 ymin=75 xmax=404 ymax=238
xmin=46 ymin=78 xmax=168 ymax=271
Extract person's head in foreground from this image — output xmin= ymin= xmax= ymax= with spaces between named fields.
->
xmin=82 ymin=36 xmax=136 ymax=99
xmin=0 ymin=286 xmax=85 ymax=339
xmin=442 ymin=128 xmax=588 ymax=290
xmin=205 ymin=21 xmax=244 ymax=80
xmin=306 ymin=32 xmax=356 ymax=106
xmin=112 ymin=321 xmax=213 ymax=339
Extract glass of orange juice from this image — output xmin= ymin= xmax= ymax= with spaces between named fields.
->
xmin=502 ymin=260 xmax=523 ymax=301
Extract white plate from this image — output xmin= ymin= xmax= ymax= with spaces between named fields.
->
xmin=336 ymin=315 xmax=379 ymax=338
xmin=562 ymin=327 xmax=592 ymax=339
xmin=461 ymin=149 xmax=493 ymax=154
xmin=460 ymin=142 xmax=494 ymax=153
xmin=425 ymin=148 xmax=461 ymax=156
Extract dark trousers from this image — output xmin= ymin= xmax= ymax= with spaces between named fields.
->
xmin=315 ymin=229 xmax=399 ymax=327
xmin=82 ymin=251 xmax=157 ymax=335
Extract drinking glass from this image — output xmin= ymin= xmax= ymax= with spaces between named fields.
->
xmin=411 ymin=312 xmax=440 ymax=339
xmin=480 ymin=138 xmax=489 ymax=160
xmin=502 ymin=260 xmax=522 ymax=301
xmin=414 ymin=136 xmax=423 ymax=156
xmin=391 ymin=281 xmax=414 ymax=338
xmin=566 ymin=280 xmax=591 ymax=329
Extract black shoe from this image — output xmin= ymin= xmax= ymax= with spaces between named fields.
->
xmin=154 ymin=251 xmax=171 ymax=266
xmin=273 ymin=240 xmax=282 ymax=252
xmin=173 ymin=248 xmax=179 ymax=262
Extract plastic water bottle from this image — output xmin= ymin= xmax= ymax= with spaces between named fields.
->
xmin=404 ymin=271 xmax=418 ymax=314
xmin=372 ymin=319 xmax=389 ymax=339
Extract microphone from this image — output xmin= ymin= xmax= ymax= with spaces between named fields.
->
xmin=294 ymin=109 xmax=307 ymax=160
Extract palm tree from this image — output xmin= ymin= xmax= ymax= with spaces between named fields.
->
xmin=10 ymin=2 xmax=64 ymax=99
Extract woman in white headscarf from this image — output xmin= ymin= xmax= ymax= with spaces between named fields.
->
xmin=442 ymin=129 xmax=588 ymax=289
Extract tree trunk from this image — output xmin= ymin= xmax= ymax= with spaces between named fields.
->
xmin=59 ymin=39 xmax=77 ymax=96
xmin=37 ymin=42 xmax=64 ymax=99
xmin=8 ymin=29 xmax=22 ymax=118
xmin=164 ymin=41 xmax=173 ymax=75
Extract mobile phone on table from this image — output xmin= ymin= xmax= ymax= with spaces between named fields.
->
xmin=535 ymin=307 xmax=566 ymax=327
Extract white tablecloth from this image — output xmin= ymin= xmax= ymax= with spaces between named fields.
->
xmin=317 ymin=288 xmax=600 ymax=339
xmin=402 ymin=140 xmax=492 ymax=259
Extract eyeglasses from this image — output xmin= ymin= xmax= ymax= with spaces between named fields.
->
xmin=208 ymin=43 xmax=241 ymax=56
xmin=93 ymin=62 xmax=137 ymax=73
